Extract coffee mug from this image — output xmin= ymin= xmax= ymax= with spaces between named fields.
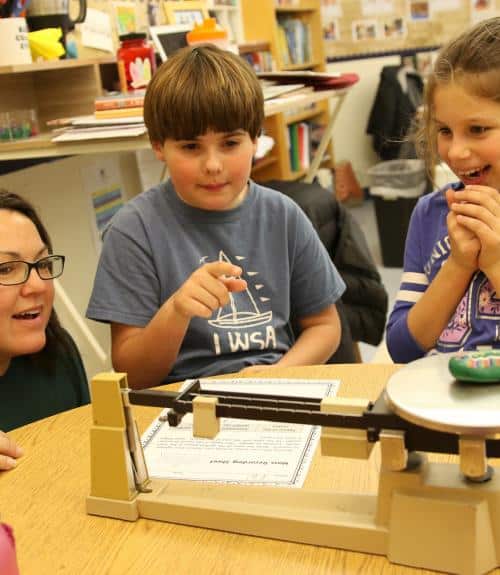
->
xmin=0 ymin=18 xmax=32 ymax=66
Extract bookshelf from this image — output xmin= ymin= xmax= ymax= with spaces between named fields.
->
xmin=240 ymin=0 xmax=334 ymax=182
xmin=206 ymin=0 xmax=244 ymax=45
xmin=0 ymin=57 xmax=116 ymax=134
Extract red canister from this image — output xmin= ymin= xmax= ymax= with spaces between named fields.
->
xmin=117 ymin=33 xmax=156 ymax=92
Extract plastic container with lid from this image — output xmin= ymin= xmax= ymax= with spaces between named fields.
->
xmin=117 ymin=33 xmax=156 ymax=92
xmin=186 ymin=18 xmax=229 ymax=50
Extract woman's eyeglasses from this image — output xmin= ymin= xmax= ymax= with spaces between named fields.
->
xmin=0 ymin=255 xmax=65 ymax=286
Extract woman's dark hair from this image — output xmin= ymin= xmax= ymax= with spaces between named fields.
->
xmin=0 ymin=189 xmax=72 ymax=367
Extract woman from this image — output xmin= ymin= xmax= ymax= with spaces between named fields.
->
xmin=0 ymin=190 xmax=89 ymax=470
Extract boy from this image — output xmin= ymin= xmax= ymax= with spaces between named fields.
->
xmin=86 ymin=45 xmax=345 ymax=389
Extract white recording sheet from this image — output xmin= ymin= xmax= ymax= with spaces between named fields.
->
xmin=142 ymin=378 xmax=340 ymax=487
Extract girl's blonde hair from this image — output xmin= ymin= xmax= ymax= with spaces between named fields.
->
xmin=416 ymin=16 xmax=500 ymax=176
xmin=144 ymin=44 xmax=264 ymax=143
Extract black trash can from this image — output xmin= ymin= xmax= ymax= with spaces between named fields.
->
xmin=373 ymin=195 xmax=418 ymax=267
xmin=367 ymin=159 xmax=426 ymax=268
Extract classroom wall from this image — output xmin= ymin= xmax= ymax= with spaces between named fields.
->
xmin=0 ymin=153 xmax=144 ymax=379
xmin=327 ymin=54 xmax=401 ymax=187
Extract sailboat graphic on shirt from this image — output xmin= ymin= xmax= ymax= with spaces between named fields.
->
xmin=208 ymin=250 xmax=273 ymax=330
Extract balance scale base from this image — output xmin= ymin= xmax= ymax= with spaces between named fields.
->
xmin=87 ymin=457 xmax=500 ymax=575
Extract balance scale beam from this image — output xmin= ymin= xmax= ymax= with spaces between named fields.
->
xmin=86 ymin=372 xmax=500 ymax=575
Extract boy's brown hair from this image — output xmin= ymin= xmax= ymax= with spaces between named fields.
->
xmin=416 ymin=16 xmax=500 ymax=176
xmin=144 ymin=44 xmax=264 ymax=143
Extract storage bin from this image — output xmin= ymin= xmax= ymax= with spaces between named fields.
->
xmin=367 ymin=159 xmax=426 ymax=267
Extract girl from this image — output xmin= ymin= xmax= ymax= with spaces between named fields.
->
xmin=386 ymin=17 xmax=500 ymax=362
xmin=0 ymin=190 xmax=89 ymax=469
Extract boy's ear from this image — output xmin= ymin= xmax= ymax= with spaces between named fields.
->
xmin=152 ymin=141 xmax=165 ymax=162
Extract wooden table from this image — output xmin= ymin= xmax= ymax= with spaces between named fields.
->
xmin=1 ymin=363 xmax=465 ymax=575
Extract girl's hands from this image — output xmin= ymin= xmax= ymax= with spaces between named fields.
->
xmin=0 ymin=431 xmax=23 ymax=471
xmin=446 ymin=188 xmax=481 ymax=271
xmin=172 ymin=261 xmax=247 ymax=320
xmin=448 ymin=185 xmax=500 ymax=276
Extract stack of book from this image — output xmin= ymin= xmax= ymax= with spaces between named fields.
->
xmin=46 ymin=91 xmax=147 ymax=143
xmin=288 ymin=122 xmax=310 ymax=173
xmin=93 ymin=90 xmax=145 ymax=120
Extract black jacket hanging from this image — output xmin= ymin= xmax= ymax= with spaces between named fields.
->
xmin=366 ymin=65 xmax=424 ymax=161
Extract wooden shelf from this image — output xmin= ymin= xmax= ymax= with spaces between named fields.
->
xmin=0 ymin=56 xmax=115 ymax=76
xmin=289 ymin=169 xmax=307 ymax=180
xmin=285 ymin=106 xmax=322 ymax=125
xmin=252 ymin=155 xmax=278 ymax=173
xmin=211 ymin=4 xmax=238 ymax=11
xmin=241 ymin=0 xmax=336 ymax=182
xmin=275 ymin=5 xmax=315 ymax=12
xmin=238 ymin=41 xmax=271 ymax=54
xmin=282 ymin=61 xmax=322 ymax=71
xmin=275 ymin=0 xmax=318 ymax=11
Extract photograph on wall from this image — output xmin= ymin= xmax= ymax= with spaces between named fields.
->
xmin=361 ymin=0 xmax=393 ymax=16
xmin=470 ymin=0 xmax=495 ymax=21
xmin=408 ymin=0 xmax=430 ymax=20
xmin=352 ymin=19 xmax=378 ymax=40
xmin=380 ymin=17 xmax=407 ymax=38
xmin=322 ymin=16 xmax=340 ymax=40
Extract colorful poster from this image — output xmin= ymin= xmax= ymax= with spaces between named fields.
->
xmin=408 ymin=0 xmax=431 ymax=20
xmin=91 ymin=186 xmax=124 ymax=238
xmin=113 ymin=1 xmax=137 ymax=35
xmin=82 ymin=159 xmax=125 ymax=249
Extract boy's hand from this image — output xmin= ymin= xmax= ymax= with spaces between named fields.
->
xmin=448 ymin=185 xmax=500 ymax=274
xmin=0 ymin=431 xmax=23 ymax=471
xmin=172 ymin=262 xmax=247 ymax=320
xmin=446 ymin=187 xmax=480 ymax=271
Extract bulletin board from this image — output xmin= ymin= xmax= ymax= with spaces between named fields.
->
xmin=320 ymin=0 xmax=500 ymax=60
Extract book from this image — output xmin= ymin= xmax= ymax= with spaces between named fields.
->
xmin=261 ymin=82 xmax=311 ymax=100
xmin=94 ymin=91 xmax=146 ymax=111
xmin=288 ymin=123 xmax=300 ymax=172
xmin=257 ymin=71 xmax=359 ymax=91
xmin=94 ymin=107 xmax=144 ymax=119
xmin=51 ymin=124 xmax=147 ymax=142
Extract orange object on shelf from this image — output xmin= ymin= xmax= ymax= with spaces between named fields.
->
xmin=186 ymin=18 xmax=229 ymax=49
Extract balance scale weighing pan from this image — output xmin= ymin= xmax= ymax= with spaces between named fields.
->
xmin=385 ymin=354 xmax=500 ymax=437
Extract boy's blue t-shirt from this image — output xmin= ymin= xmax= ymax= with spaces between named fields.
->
xmin=86 ymin=180 xmax=345 ymax=384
